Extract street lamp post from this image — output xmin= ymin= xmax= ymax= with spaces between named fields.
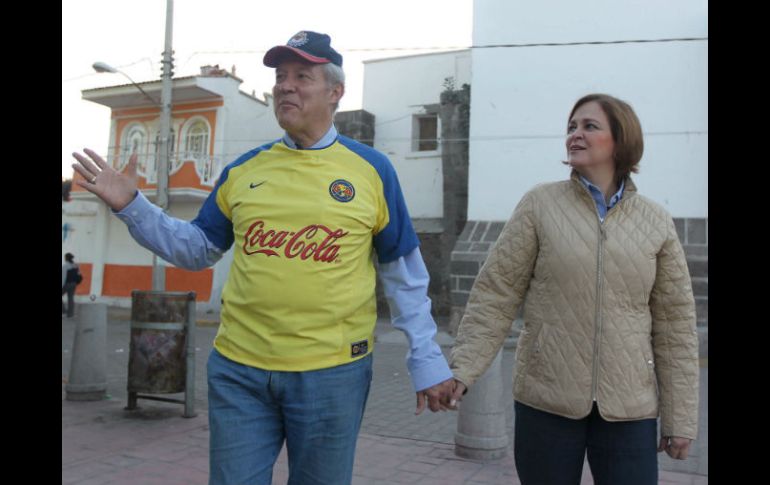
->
xmin=157 ymin=0 xmax=174 ymax=214
xmin=92 ymin=0 xmax=174 ymax=291
xmin=154 ymin=0 xmax=174 ymax=291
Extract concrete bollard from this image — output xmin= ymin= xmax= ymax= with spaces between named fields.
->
xmin=455 ymin=349 xmax=508 ymax=460
xmin=66 ymin=303 xmax=108 ymax=401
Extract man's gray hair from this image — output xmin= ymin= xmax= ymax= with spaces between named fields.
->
xmin=322 ymin=63 xmax=345 ymax=113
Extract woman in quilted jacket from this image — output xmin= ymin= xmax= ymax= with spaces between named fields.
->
xmin=448 ymin=94 xmax=699 ymax=485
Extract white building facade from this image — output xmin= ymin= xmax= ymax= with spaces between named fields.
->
xmin=467 ymin=0 xmax=707 ymax=220
xmin=451 ymin=0 xmax=708 ymax=345
xmin=363 ymin=50 xmax=471 ymax=228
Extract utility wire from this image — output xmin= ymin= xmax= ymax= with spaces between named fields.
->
xmin=65 ymin=37 xmax=706 ymax=83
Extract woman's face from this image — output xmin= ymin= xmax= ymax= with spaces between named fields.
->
xmin=566 ymin=101 xmax=615 ymax=172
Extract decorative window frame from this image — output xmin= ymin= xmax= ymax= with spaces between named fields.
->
xmin=180 ymin=116 xmax=220 ymax=186
xmin=197 ymin=156 xmax=222 ymax=187
xmin=119 ymin=122 xmax=150 ymax=178
xmin=181 ymin=116 xmax=211 ymax=162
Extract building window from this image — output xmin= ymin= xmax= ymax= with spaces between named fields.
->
xmin=185 ymin=119 xmax=210 ymax=160
xmin=413 ymin=114 xmax=438 ymax=152
xmin=120 ymin=123 xmax=147 ymax=175
xmin=182 ymin=117 xmax=217 ymax=185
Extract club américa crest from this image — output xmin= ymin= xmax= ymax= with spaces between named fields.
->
xmin=329 ymin=179 xmax=355 ymax=202
xmin=287 ymin=31 xmax=309 ymax=47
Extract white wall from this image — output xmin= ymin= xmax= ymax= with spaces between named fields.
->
xmin=217 ymin=86 xmax=281 ymax=165
xmin=363 ymin=50 xmax=471 ymax=219
xmin=62 ymin=200 xmax=99 ymax=261
xmin=469 ymin=0 xmax=707 ymax=220
xmin=475 ymin=0 xmax=707 ymax=45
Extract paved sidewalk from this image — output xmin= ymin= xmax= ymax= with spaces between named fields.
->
xmin=62 ymin=307 xmax=708 ymax=484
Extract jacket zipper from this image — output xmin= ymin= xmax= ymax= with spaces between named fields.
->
xmin=591 ymin=223 xmax=605 ymax=402
xmin=574 ymin=177 xmax=634 ymax=403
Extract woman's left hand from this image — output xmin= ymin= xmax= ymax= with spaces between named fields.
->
xmin=658 ymin=436 xmax=692 ymax=460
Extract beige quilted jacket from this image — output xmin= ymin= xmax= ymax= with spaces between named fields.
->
xmin=450 ymin=171 xmax=699 ymax=439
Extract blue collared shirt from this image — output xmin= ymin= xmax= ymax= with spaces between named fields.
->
xmin=282 ymin=124 xmax=338 ymax=149
xmin=579 ymin=175 xmax=625 ymax=222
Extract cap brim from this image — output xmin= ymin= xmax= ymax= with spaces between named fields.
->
xmin=263 ymin=46 xmax=331 ymax=67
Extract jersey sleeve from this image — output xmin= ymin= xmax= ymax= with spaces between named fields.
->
xmin=190 ymin=144 xmax=273 ymax=252
xmin=337 ymin=136 xmax=420 ymax=264
xmin=191 ymin=170 xmax=235 ymax=252
xmin=373 ymin=162 xmax=420 ymax=263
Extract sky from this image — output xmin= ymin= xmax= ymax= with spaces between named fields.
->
xmin=62 ymin=0 xmax=473 ymax=179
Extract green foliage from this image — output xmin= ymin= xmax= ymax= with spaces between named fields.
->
xmin=440 ymin=78 xmax=471 ymax=106
xmin=440 ymin=80 xmax=471 ymax=134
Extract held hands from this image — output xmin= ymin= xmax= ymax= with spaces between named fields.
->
xmin=71 ymin=149 xmax=139 ymax=212
xmin=415 ymin=378 xmax=453 ymax=415
xmin=450 ymin=380 xmax=467 ymax=409
xmin=658 ymin=436 xmax=692 ymax=460
xmin=415 ymin=378 xmax=467 ymax=415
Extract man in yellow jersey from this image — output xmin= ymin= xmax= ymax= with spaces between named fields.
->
xmin=72 ymin=31 xmax=455 ymax=485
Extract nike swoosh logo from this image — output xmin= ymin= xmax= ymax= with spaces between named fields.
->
xmin=250 ymin=181 xmax=265 ymax=189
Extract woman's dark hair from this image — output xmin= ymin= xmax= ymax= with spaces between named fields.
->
xmin=65 ymin=253 xmax=74 ymax=263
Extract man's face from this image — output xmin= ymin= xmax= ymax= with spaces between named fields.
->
xmin=272 ymin=59 xmax=343 ymax=137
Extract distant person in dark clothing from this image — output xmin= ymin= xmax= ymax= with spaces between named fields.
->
xmin=62 ymin=253 xmax=81 ymax=318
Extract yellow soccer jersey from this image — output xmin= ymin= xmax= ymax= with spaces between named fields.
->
xmin=191 ymin=136 xmax=420 ymax=371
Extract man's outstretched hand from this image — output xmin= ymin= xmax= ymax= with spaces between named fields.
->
xmin=72 ymin=149 xmax=139 ymax=212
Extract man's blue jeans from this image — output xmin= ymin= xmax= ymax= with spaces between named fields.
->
xmin=207 ymin=348 xmax=373 ymax=485
xmin=514 ymin=401 xmax=658 ymax=485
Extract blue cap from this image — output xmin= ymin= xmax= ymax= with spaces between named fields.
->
xmin=263 ymin=31 xmax=343 ymax=68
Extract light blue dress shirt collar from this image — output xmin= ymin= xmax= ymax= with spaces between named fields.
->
xmin=579 ymin=175 xmax=625 ymax=222
xmin=282 ymin=124 xmax=338 ymax=150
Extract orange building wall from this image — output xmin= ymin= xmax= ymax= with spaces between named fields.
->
xmin=166 ymin=267 xmax=213 ymax=301
xmin=101 ymin=264 xmax=212 ymax=301
xmin=75 ymin=264 xmax=93 ymax=295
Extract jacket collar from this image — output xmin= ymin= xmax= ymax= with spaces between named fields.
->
xmin=570 ymin=169 xmax=637 ymax=200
